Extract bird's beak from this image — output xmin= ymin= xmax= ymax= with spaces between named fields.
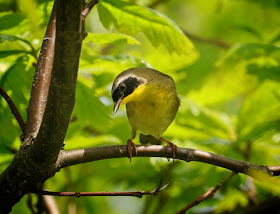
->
xmin=113 ymin=95 xmax=124 ymax=114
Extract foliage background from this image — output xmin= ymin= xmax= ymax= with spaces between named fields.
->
xmin=1 ymin=0 xmax=280 ymax=213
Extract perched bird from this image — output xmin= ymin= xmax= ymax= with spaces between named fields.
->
xmin=111 ymin=67 xmax=180 ymax=161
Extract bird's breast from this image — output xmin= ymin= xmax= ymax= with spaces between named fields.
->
xmin=126 ymin=86 xmax=179 ymax=138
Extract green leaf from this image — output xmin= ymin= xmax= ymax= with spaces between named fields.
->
xmin=240 ymin=119 xmax=280 ymax=143
xmin=0 ymin=153 xmax=14 ymax=165
xmin=73 ymin=81 xmax=112 ymax=132
xmin=218 ymin=43 xmax=280 ymax=84
xmin=235 ymin=25 xmax=262 ymax=40
xmin=237 ymin=0 xmax=280 ymax=8
xmin=237 ymin=81 xmax=280 ymax=143
xmin=270 ymin=32 xmax=280 ymax=44
xmin=65 ymin=135 xmax=121 ymax=150
xmin=0 ymin=34 xmax=21 ymax=43
xmin=219 ymin=43 xmax=280 ymax=65
xmin=216 ymin=189 xmax=248 ymax=213
xmin=247 ymin=60 xmax=280 ymax=82
xmin=17 ymin=0 xmax=40 ymax=33
xmin=176 ymin=44 xmax=221 ymax=94
xmin=0 ymin=50 xmax=28 ymax=58
xmin=0 ymin=34 xmax=33 ymax=48
xmin=175 ymin=98 xmax=234 ymax=140
xmin=84 ymin=32 xmax=140 ymax=45
xmin=0 ymin=56 xmax=34 ymax=145
xmin=0 ymin=12 xmax=24 ymax=31
xmin=97 ymin=0 xmax=198 ymax=57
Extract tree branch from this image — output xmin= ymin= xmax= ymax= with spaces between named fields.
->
xmin=24 ymin=2 xmax=56 ymax=140
xmin=59 ymin=145 xmax=279 ymax=179
xmin=36 ymin=181 xmax=169 ymax=198
xmin=0 ymin=86 xmax=25 ymax=133
xmin=0 ymin=0 xmax=84 ymax=212
xmin=176 ymin=172 xmax=235 ymax=214
xmin=81 ymin=0 xmax=99 ymax=21
xmin=31 ymin=0 xmax=84 ymax=164
xmin=183 ymin=29 xmax=230 ymax=49
xmin=268 ymin=165 xmax=280 ymax=176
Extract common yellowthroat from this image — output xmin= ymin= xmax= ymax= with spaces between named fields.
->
xmin=111 ymin=67 xmax=180 ymax=161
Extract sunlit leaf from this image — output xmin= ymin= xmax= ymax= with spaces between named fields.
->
xmin=97 ymin=0 xmax=198 ymax=57
xmin=65 ymin=135 xmax=121 ymax=150
xmin=176 ymin=98 xmax=234 ymax=140
xmin=237 ymin=81 xmax=280 ymax=143
xmin=16 ymin=0 xmax=39 ymax=32
xmin=216 ymin=189 xmax=248 ymax=213
xmin=218 ymin=43 xmax=280 ymax=67
xmin=247 ymin=61 xmax=280 ymax=82
xmin=234 ymin=25 xmax=262 ymax=40
xmin=0 ymin=12 xmax=24 ymax=31
xmin=0 ymin=56 xmax=34 ymax=148
xmin=0 ymin=34 xmax=29 ymax=44
xmin=270 ymin=32 xmax=280 ymax=44
xmin=0 ymin=50 xmax=28 ymax=58
xmin=84 ymin=32 xmax=140 ymax=45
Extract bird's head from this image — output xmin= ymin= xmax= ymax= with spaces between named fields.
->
xmin=111 ymin=68 xmax=147 ymax=114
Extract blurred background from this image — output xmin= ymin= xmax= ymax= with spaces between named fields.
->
xmin=1 ymin=0 xmax=280 ymax=213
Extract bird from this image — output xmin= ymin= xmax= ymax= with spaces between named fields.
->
xmin=111 ymin=67 xmax=180 ymax=162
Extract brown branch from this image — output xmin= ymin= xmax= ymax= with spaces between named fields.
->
xmin=183 ymin=29 xmax=230 ymax=49
xmin=81 ymin=0 xmax=99 ymax=21
xmin=0 ymin=86 xmax=25 ymax=133
xmin=31 ymin=0 xmax=84 ymax=163
xmin=59 ymin=145 xmax=279 ymax=179
xmin=268 ymin=165 xmax=280 ymax=176
xmin=36 ymin=181 xmax=169 ymax=198
xmin=24 ymin=1 xmax=56 ymax=140
xmin=0 ymin=0 xmax=85 ymax=212
xmin=41 ymin=195 xmax=60 ymax=214
xmin=176 ymin=172 xmax=235 ymax=214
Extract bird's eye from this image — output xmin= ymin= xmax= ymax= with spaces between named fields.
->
xmin=119 ymin=83 xmax=126 ymax=91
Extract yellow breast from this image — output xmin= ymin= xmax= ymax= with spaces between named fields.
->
xmin=124 ymin=81 xmax=179 ymax=138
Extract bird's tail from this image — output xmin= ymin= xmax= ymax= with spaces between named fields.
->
xmin=139 ymin=134 xmax=161 ymax=145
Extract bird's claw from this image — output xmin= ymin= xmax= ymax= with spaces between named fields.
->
xmin=166 ymin=142 xmax=177 ymax=163
xmin=160 ymin=137 xmax=177 ymax=163
xmin=127 ymin=139 xmax=137 ymax=163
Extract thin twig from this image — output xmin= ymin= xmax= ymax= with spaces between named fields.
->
xmin=36 ymin=181 xmax=169 ymax=198
xmin=81 ymin=0 xmax=99 ymax=21
xmin=0 ymin=86 xmax=25 ymax=133
xmin=176 ymin=172 xmax=236 ymax=214
xmin=183 ymin=29 xmax=230 ymax=49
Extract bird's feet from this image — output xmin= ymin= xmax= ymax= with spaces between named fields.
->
xmin=160 ymin=137 xmax=177 ymax=163
xmin=127 ymin=139 xmax=137 ymax=163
